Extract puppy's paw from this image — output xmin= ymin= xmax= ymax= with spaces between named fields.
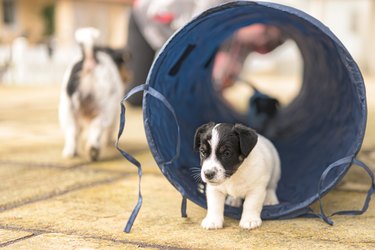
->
xmin=89 ymin=147 xmax=100 ymax=161
xmin=225 ymin=196 xmax=243 ymax=207
xmin=201 ymin=216 xmax=223 ymax=230
xmin=264 ymin=190 xmax=279 ymax=206
xmin=62 ymin=148 xmax=77 ymax=159
xmin=239 ymin=217 xmax=262 ymax=230
xmin=263 ymin=197 xmax=278 ymax=206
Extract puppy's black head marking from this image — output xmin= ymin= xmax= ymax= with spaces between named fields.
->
xmin=215 ymin=123 xmax=252 ymax=177
xmin=194 ymin=122 xmax=215 ymax=164
xmin=194 ymin=122 xmax=215 ymax=151
xmin=194 ymin=122 xmax=258 ymax=179
xmin=233 ymin=123 xmax=258 ymax=158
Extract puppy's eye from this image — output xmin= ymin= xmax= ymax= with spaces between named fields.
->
xmin=200 ymin=148 xmax=207 ymax=157
xmin=223 ymin=150 xmax=232 ymax=158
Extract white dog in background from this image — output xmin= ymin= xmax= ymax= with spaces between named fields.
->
xmin=59 ymin=27 xmax=125 ymax=161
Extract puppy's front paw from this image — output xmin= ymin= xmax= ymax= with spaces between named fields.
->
xmin=62 ymin=147 xmax=77 ymax=159
xmin=201 ymin=216 xmax=223 ymax=230
xmin=239 ymin=217 xmax=262 ymax=230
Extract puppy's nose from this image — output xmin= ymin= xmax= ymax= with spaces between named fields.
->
xmin=204 ymin=170 xmax=216 ymax=180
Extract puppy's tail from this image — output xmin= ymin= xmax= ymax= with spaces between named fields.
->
xmin=75 ymin=27 xmax=100 ymax=72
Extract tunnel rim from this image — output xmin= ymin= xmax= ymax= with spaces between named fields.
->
xmin=141 ymin=1 xmax=367 ymax=219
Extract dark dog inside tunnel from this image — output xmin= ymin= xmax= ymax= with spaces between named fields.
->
xmin=139 ymin=1 xmax=367 ymax=220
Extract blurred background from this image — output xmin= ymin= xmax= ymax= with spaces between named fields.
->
xmin=0 ymin=0 xmax=374 ymax=85
xmin=0 ymin=1 xmax=374 ymax=247
xmin=0 ymin=0 xmax=132 ymax=85
xmin=0 ymin=0 xmax=374 ymax=162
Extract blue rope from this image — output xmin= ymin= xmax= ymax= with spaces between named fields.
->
xmin=115 ymin=84 xmax=146 ymax=233
xmin=115 ymin=84 xmax=181 ymax=233
xmin=316 ymin=156 xmax=375 ymax=225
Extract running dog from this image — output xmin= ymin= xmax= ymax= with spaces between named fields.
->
xmin=59 ymin=27 xmax=125 ymax=161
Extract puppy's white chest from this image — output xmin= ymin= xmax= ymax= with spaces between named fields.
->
xmin=222 ymin=176 xmax=251 ymax=198
xmin=216 ymin=160 xmax=265 ymax=199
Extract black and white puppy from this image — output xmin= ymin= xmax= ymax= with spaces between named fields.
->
xmin=59 ymin=27 xmax=125 ymax=161
xmin=194 ymin=122 xmax=281 ymax=230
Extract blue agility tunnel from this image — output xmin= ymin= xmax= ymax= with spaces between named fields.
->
xmin=116 ymin=1 xmax=375 ymax=232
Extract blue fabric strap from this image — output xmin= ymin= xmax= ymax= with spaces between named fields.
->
xmin=145 ymin=87 xmax=181 ymax=165
xmin=315 ymin=156 xmax=375 ymax=225
xmin=116 ymin=84 xmax=181 ymax=233
xmin=181 ymin=196 xmax=187 ymax=218
xmin=115 ymin=84 xmax=146 ymax=233
xmin=329 ymin=159 xmax=375 ymax=216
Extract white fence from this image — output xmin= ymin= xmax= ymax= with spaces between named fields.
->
xmin=0 ymin=37 xmax=79 ymax=85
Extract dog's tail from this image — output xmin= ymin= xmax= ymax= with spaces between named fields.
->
xmin=75 ymin=27 xmax=100 ymax=72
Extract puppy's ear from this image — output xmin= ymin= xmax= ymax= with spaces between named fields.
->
xmin=233 ymin=123 xmax=258 ymax=157
xmin=194 ymin=122 xmax=215 ymax=151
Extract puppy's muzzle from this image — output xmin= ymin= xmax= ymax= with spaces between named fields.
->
xmin=204 ymin=170 xmax=216 ymax=180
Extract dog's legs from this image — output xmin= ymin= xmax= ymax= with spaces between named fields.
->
xmin=201 ymin=186 xmax=225 ymax=230
xmin=240 ymin=188 xmax=266 ymax=230
xmin=59 ymin=97 xmax=79 ymax=158
xmin=264 ymin=189 xmax=279 ymax=206
xmin=105 ymin=121 xmax=116 ymax=146
xmin=87 ymin=118 xmax=103 ymax=161
xmin=264 ymin=171 xmax=280 ymax=206
xmin=62 ymin=124 xmax=79 ymax=158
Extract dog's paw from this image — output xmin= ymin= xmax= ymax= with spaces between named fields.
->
xmin=263 ymin=197 xmax=278 ymax=206
xmin=239 ymin=217 xmax=262 ymax=230
xmin=62 ymin=148 xmax=77 ymax=159
xmin=225 ymin=196 xmax=243 ymax=207
xmin=89 ymin=147 xmax=100 ymax=161
xmin=263 ymin=190 xmax=279 ymax=206
xmin=201 ymin=216 xmax=223 ymax=230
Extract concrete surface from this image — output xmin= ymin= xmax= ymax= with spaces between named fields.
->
xmin=0 ymin=79 xmax=374 ymax=249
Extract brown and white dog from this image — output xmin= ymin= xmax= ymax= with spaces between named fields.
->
xmin=59 ymin=27 xmax=125 ymax=161
xmin=194 ymin=123 xmax=281 ymax=230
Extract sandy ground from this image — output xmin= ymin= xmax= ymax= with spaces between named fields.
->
xmin=0 ymin=75 xmax=374 ymax=249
